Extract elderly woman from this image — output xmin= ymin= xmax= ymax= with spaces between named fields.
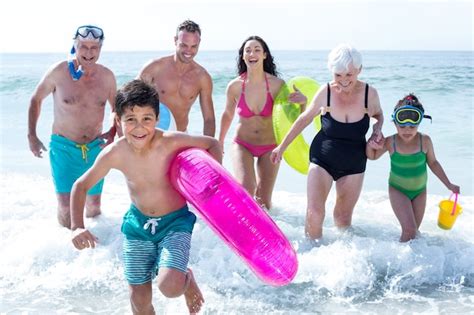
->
xmin=219 ymin=36 xmax=285 ymax=209
xmin=271 ymin=44 xmax=384 ymax=241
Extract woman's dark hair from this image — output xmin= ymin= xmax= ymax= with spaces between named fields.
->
xmin=237 ymin=36 xmax=278 ymax=76
xmin=115 ymin=80 xmax=160 ymax=118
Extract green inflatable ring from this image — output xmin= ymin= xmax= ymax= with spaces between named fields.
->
xmin=272 ymin=76 xmax=321 ymax=174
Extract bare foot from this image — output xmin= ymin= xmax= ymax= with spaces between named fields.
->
xmin=254 ymin=196 xmax=270 ymax=211
xmin=184 ymin=269 xmax=204 ymax=314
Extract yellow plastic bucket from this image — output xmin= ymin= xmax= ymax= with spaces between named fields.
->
xmin=437 ymin=194 xmax=462 ymax=230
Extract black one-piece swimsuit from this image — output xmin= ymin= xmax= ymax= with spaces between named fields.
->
xmin=309 ymin=83 xmax=370 ymax=181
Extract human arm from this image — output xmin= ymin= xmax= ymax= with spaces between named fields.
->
xmin=28 ymin=66 xmax=57 ymax=158
xmin=172 ymin=132 xmax=223 ymax=164
xmin=270 ymin=86 xmax=324 ymax=164
xmin=136 ymin=59 xmax=155 ymax=83
xmin=99 ymin=71 xmax=119 ymax=146
xmin=367 ymin=87 xmax=384 ymax=146
xmin=70 ymin=146 xmax=115 ymax=249
xmin=218 ymin=81 xmax=239 ymax=151
xmin=424 ymin=135 xmax=460 ymax=194
xmin=366 ymin=135 xmax=388 ymax=160
xmin=201 ymin=135 xmax=222 ymax=164
xmin=199 ymin=72 xmax=216 ymax=137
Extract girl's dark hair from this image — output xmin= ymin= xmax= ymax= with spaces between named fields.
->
xmin=237 ymin=36 xmax=278 ymax=76
xmin=115 ymin=80 xmax=160 ymax=118
xmin=395 ymin=93 xmax=425 ymax=112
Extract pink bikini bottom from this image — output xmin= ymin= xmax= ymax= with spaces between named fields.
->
xmin=234 ymin=137 xmax=277 ymax=158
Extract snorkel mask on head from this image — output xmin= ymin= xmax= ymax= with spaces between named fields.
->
xmin=74 ymin=25 xmax=104 ymax=41
xmin=392 ymin=95 xmax=432 ymax=126
xmin=68 ymin=25 xmax=104 ymax=81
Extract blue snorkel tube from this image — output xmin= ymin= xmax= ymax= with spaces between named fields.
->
xmin=68 ymin=45 xmax=83 ymax=81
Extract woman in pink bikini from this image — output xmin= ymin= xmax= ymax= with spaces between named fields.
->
xmin=219 ymin=36 xmax=285 ymax=209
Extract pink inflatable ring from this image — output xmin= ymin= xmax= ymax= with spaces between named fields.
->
xmin=170 ymin=148 xmax=298 ymax=286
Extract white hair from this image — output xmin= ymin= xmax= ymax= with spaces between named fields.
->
xmin=327 ymin=44 xmax=362 ymax=73
xmin=73 ymin=37 xmax=103 ymax=50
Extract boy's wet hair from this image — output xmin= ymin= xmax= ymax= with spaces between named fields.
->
xmin=115 ymin=80 xmax=160 ymax=118
xmin=176 ymin=20 xmax=201 ymax=36
xmin=395 ymin=93 xmax=425 ymax=112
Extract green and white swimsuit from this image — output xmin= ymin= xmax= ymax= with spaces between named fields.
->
xmin=388 ymin=134 xmax=427 ymax=200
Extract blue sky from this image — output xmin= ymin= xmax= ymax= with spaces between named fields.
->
xmin=0 ymin=0 xmax=472 ymax=52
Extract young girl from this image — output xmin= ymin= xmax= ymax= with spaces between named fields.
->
xmin=367 ymin=94 xmax=460 ymax=242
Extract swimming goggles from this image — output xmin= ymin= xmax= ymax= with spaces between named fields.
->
xmin=74 ymin=25 xmax=104 ymax=40
xmin=392 ymin=105 xmax=432 ymax=126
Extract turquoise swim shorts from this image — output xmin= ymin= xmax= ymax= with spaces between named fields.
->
xmin=49 ymin=134 xmax=104 ymax=195
xmin=121 ymin=204 xmax=197 ymax=285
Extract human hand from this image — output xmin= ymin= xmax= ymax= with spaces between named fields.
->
xmin=373 ymin=127 xmax=383 ymax=143
xmin=288 ymin=85 xmax=307 ymax=106
xmin=368 ymin=127 xmax=384 ymax=145
xmin=270 ymin=146 xmax=284 ymax=164
xmin=99 ymin=126 xmax=117 ymax=148
xmin=71 ymin=228 xmax=99 ymax=250
xmin=28 ymin=134 xmax=47 ymax=158
xmin=449 ymin=184 xmax=460 ymax=194
xmin=367 ymin=134 xmax=385 ymax=150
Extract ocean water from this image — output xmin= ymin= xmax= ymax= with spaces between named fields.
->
xmin=0 ymin=51 xmax=473 ymax=314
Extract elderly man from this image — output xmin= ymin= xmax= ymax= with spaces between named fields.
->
xmin=28 ymin=25 xmax=117 ymax=228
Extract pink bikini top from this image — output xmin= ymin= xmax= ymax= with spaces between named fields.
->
xmin=236 ymin=72 xmax=274 ymax=118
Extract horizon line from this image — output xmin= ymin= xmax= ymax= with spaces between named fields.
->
xmin=1 ymin=49 xmax=473 ymax=54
